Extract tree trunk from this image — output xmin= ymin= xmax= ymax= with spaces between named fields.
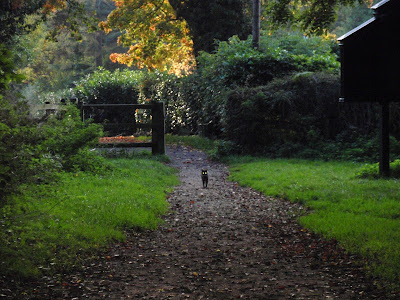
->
xmin=95 ymin=0 xmax=104 ymax=67
xmin=95 ymin=31 xmax=103 ymax=67
xmin=252 ymin=0 xmax=260 ymax=49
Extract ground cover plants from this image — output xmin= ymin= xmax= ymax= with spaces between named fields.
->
xmin=228 ymin=157 xmax=400 ymax=284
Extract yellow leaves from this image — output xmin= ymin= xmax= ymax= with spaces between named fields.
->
xmin=114 ymin=0 xmax=124 ymax=8
xmin=101 ymin=0 xmax=195 ymax=76
xmin=42 ymin=0 xmax=66 ymax=14
xmin=98 ymin=21 xmax=112 ymax=34
xmin=109 ymin=53 xmax=118 ymax=63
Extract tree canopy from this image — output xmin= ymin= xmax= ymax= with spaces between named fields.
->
xmin=0 ymin=0 xmax=93 ymax=44
xmin=98 ymin=0 xmax=371 ymax=73
xmin=99 ymin=0 xmax=196 ymax=75
xmin=265 ymin=0 xmax=372 ymax=35
xmin=0 ymin=0 xmax=47 ymax=44
xmin=169 ymin=0 xmax=251 ymax=54
xmin=1 ymin=0 xmax=376 ymax=83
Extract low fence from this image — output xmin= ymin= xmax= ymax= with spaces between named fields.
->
xmin=79 ymin=102 xmax=166 ymax=155
xmin=30 ymin=101 xmax=166 ymax=155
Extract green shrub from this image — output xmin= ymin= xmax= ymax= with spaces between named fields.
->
xmin=189 ymin=34 xmax=339 ymax=137
xmin=66 ymin=32 xmax=340 ymax=139
xmin=73 ymin=68 xmax=143 ymax=104
xmin=71 ymin=68 xmax=143 ymax=135
xmin=137 ymin=71 xmax=195 ymax=135
xmin=0 ymin=44 xmax=23 ymax=91
xmin=0 ymin=98 xmax=47 ymax=201
xmin=209 ymin=140 xmax=238 ymax=160
xmin=223 ymin=71 xmax=400 ymax=162
xmin=0 ymin=99 xmax=106 ymax=203
xmin=40 ymin=105 xmax=106 ymax=173
xmin=197 ymin=34 xmax=339 ymax=88
xmin=225 ymin=72 xmax=341 ymax=153
xmin=259 ymin=30 xmax=338 ymax=57
xmin=357 ymin=159 xmax=400 ymax=179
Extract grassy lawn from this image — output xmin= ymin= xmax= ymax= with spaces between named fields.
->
xmin=228 ymin=157 xmax=400 ymax=283
xmin=0 ymin=156 xmax=178 ymax=278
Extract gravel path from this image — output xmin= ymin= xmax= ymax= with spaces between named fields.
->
xmin=19 ymin=145 xmax=394 ymax=299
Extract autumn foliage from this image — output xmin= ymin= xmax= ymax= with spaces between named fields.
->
xmin=99 ymin=0 xmax=195 ymax=76
xmin=99 ymin=136 xmax=137 ymax=144
xmin=41 ymin=0 xmax=66 ymax=14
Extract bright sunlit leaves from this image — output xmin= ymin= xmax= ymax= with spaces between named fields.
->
xmin=42 ymin=0 xmax=66 ymax=14
xmin=99 ymin=0 xmax=195 ymax=76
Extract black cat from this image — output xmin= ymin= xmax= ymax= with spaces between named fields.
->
xmin=201 ymin=169 xmax=208 ymax=188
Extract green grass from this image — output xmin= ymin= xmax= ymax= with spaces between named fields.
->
xmin=0 ymin=157 xmax=178 ymax=279
xmin=228 ymin=157 xmax=400 ymax=283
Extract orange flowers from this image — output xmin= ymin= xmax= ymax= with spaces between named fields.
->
xmin=99 ymin=136 xmax=136 ymax=144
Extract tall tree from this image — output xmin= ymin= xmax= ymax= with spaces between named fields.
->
xmin=0 ymin=0 xmax=93 ymax=44
xmin=99 ymin=0 xmax=195 ymax=75
xmin=252 ymin=0 xmax=260 ymax=48
xmin=330 ymin=1 xmax=374 ymax=36
xmin=0 ymin=0 xmax=46 ymax=44
xmin=265 ymin=0 xmax=371 ymax=35
xmin=13 ymin=0 xmax=128 ymax=94
xmin=169 ymin=0 xmax=251 ymax=54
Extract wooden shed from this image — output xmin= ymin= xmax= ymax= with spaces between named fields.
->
xmin=338 ymin=0 xmax=400 ymax=176
xmin=338 ymin=0 xmax=400 ymax=103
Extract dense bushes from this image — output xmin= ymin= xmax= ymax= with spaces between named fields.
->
xmin=357 ymin=159 xmax=400 ymax=179
xmin=65 ymin=31 xmax=400 ymax=161
xmin=1 ymin=48 xmax=105 ymax=201
xmin=73 ymin=68 xmax=142 ymax=104
xmin=0 ymin=100 xmax=105 ymax=202
xmin=40 ymin=106 xmax=106 ymax=173
xmin=0 ymin=99 xmax=41 ymax=200
xmin=184 ymin=34 xmax=339 ymax=137
xmin=224 ymin=72 xmax=400 ymax=160
xmin=196 ymin=35 xmax=339 ymax=88
xmin=68 ymin=33 xmax=340 ymax=138
xmin=70 ymin=69 xmax=142 ymax=135
xmin=225 ymin=72 xmax=341 ymax=153
xmin=183 ymin=35 xmax=340 ymax=137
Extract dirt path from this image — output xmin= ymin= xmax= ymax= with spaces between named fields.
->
xmin=32 ymin=146 xmax=392 ymax=299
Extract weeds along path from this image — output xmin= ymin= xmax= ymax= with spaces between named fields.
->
xmin=53 ymin=145 xmax=389 ymax=299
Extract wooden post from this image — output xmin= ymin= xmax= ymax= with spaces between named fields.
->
xmin=151 ymin=102 xmax=165 ymax=155
xmin=379 ymin=101 xmax=390 ymax=177
xmin=78 ymin=100 xmax=85 ymax=122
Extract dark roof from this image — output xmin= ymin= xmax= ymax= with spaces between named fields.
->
xmin=372 ymin=0 xmax=400 ymax=16
xmin=337 ymin=0 xmax=400 ymax=42
xmin=371 ymin=0 xmax=390 ymax=9
xmin=337 ymin=18 xmax=374 ymax=41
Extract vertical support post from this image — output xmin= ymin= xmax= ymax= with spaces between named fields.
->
xmin=379 ymin=101 xmax=390 ymax=177
xmin=78 ymin=101 xmax=85 ymax=122
xmin=151 ymin=101 xmax=165 ymax=155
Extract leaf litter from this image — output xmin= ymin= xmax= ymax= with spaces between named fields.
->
xmin=2 ymin=145 xmax=397 ymax=299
